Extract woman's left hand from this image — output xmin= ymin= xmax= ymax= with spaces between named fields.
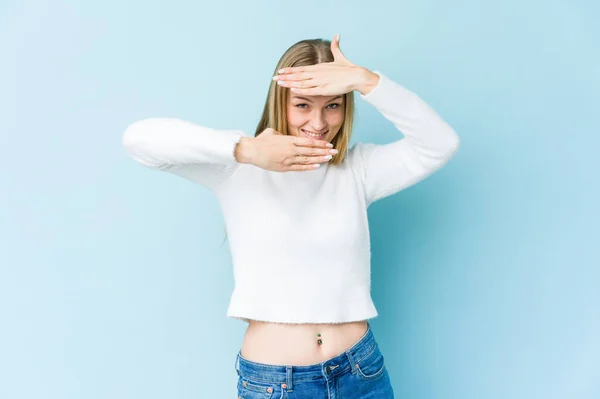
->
xmin=272 ymin=34 xmax=377 ymax=96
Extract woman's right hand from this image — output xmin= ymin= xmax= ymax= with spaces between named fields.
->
xmin=234 ymin=128 xmax=338 ymax=172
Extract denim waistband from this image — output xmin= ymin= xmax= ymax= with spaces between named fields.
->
xmin=235 ymin=322 xmax=376 ymax=387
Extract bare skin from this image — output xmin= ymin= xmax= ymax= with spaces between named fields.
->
xmin=233 ymin=106 xmax=367 ymax=365
xmin=233 ymin=36 xmax=381 ymax=366
xmin=240 ymin=320 xmax=369 ymax=365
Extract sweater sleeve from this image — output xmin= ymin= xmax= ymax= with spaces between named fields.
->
xmin=122 ymin=117 xmax=247 ymax=192
xmin=352 ymin=71 xmax=461 ymax=207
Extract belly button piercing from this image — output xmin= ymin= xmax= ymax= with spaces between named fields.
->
xmin=317 ymin=333 xmax=323 ymax=345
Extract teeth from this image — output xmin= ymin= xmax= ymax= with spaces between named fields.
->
xmin=302 ymin=129 xmax=327 ymax=138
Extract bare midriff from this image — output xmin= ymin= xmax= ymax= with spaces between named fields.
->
xmin=239 ymin=319 xmax=369 ymax=366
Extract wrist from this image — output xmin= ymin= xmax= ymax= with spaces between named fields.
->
xmin=234 ymin=137 xmax=255 ymax=164
xmin=354 ymin=67 xmax=379 ymax=96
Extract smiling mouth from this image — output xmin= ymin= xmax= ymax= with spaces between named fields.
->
xmin=301 ymin=129 xmax=328 ymax=138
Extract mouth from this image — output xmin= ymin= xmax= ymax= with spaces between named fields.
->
xmin=301 ymin=129 xmax=328 ymax=139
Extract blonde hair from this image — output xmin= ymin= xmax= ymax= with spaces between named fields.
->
xmin=254 ymin=38 xmax=356 ymax=165
xmin=222 ymin=38 xmax=356 ymax=245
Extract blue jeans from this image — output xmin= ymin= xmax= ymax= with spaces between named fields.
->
xmin=235 ymin=322 xmax=394 ymax=398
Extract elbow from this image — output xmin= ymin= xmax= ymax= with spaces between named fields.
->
xmin=122 ymin=119 xmax=150 ymax=150
xmin=450 ymin=133 xmax=461 ymax=155
xmin=122 ymin=121 xmax=143 ymax=159
xmin=122 ymin=120 xmax=139 ymax=148
xmin=121 ymin=118 xmax=163 ymax=168
xmin=428 ymin=129 xmax=460 ymax=167
xmin=444 ymin=128 xmax=461 ymax=159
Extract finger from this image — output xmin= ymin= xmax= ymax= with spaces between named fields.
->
xmin=292 ymin=137 xmax=333 ymax=148
xmin=294 ymin=146 xmax=338 ymax=156
xmin=281 ymin=156 xmax=323 ymax=166
xmin=331 ymin=34 xmax=353 ymax=66
xmin=278 ymin=66 xmax=304 ymax=75
xmin=293 ymin=155 xmax=333 ymax=165
xmin=273 ymin=72 xmax=310 ymax=82
xmin=277 ymin=78 xmax=319 ymax=89
xmin=331 ymin=44 xmax=347 ymax=62
xmin=275 ymin=76 xmax=314 ymax=87
xmin=331 ymin=33 xmax=342 ymax=55
xmin=282 ymin=154 xmax=330 ymax=166
xmin=278 ymin=64 xmax=328 ymax=75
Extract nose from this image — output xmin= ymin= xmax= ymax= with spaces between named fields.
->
xmin=310 ymin=110 xmax=327 ymax=131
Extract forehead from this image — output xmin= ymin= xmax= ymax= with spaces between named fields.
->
xmin=290 ymin=95 xmax=344 ymax=102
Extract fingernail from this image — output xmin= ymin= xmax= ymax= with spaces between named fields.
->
xmin=329 ymin=149 xmax=338 ymax=154
xmin=326 ymin=143 xmax=334 ymax=148
xmin=324 ymin=155 xmax=332 ymax=160
xmin=313 ymin=164 xmax=321 ymax=168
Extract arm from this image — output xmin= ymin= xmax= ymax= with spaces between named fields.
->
xmin=353 ymin=71 xmax=461 ymax=206
xmin=122 ymin=117 xmax=248 ymax=192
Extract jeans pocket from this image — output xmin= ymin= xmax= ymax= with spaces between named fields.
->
xmin=237 ymin=376 xmax=279 ymax=399
xmin=354 ymin=344 xmax=387 ymax=381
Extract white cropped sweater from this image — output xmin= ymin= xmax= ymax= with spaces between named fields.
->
xmin=122 ymin=71 xmax=460 ymax=324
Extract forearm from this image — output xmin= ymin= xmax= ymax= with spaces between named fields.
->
xmin=355 ymin=71 xmax=461 ymax=205
xmin=354 ymin=67 xmax=380 ymax=96
xmin=360 ymin=72 xmax=460 ymax=155
xmin=122 ymin=117 xmax=245 ymax=169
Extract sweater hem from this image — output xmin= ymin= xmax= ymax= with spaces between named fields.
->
xmin=226 ymin=310 xmax=379 ymax=325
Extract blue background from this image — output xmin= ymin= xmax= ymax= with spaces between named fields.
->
xmin=1 ymin=0 xmax=598 ymax=398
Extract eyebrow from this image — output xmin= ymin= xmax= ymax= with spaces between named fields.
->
xmin=292 ymin=95 xmax=343 ymax=103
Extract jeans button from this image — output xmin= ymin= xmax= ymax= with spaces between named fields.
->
xmin=325 ymin=365 xmax=331 ymax=374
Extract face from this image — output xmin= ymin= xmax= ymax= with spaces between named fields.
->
xmin=286 ymin=93 xmax=345 ymax=143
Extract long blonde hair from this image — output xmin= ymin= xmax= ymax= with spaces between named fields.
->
xmin=221 ymin=38 xmax=357 ymax=245
xmin=254 ymin=38 xmax=356 ymax=165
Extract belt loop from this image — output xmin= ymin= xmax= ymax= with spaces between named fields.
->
xmin=286 ymin=365 xmax=293 ymax=391
xmin=346 ymin=349 xmax=358 ymax=374
xmin=235 ymin=352 xmax=240 ymax=375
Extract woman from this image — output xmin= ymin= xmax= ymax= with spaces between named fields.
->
xmin=122 ymin=34 xmax=460 ymax=398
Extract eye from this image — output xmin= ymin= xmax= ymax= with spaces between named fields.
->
xmin=294 ymin=103 xmax=341 ymax=109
